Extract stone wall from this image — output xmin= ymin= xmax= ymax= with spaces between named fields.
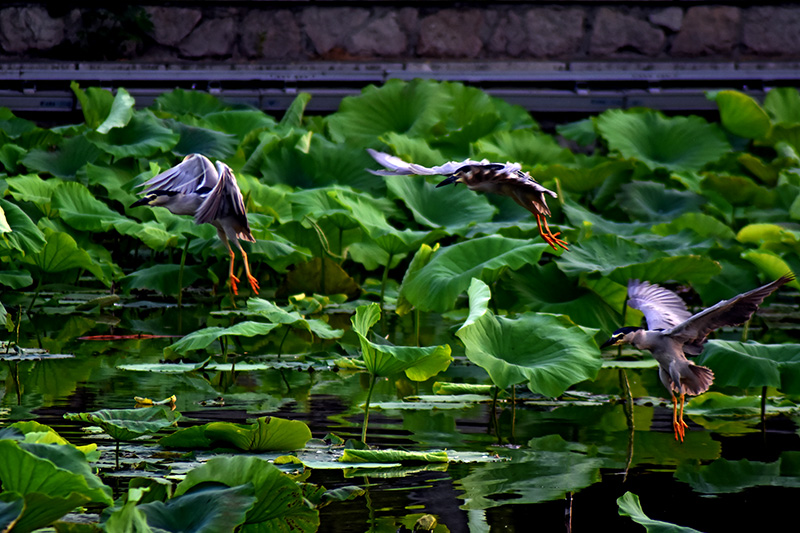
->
xmin=1 ymin=3 xmax=799 ymax=63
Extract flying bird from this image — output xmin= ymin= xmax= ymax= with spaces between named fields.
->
xmin=131 ymin=153 xmax=259 ymax=295
xmin=601 ymin=275 xmax=793 ymax=441
xmin=367 ymin=149 xmax=568 ymax=251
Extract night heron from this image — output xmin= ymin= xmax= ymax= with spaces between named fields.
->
xmin=131 ymin=153 xmax=259 ymax=295
xmin=366 ymin=149 xmax=568 ymax=251
xmin=601 ymin=275 xmax=793 ymax=441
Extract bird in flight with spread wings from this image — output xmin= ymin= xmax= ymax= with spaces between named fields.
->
xmin=601 ymin=275 xmax=793 ymax=441
xmin=367 ymin=149 xmax=568 ymax=251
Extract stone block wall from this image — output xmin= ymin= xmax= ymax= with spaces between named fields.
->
xmin=0 ymin=3 xmax=799 ymax=63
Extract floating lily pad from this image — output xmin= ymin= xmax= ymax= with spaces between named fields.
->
xmin=64 ymin=407 xmax=180 ymax=442
xmin=159 ymin=416 xmax=311 ymax=452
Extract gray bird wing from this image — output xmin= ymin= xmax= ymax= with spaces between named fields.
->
xmin=667 ymin=275 xmax=793 ymax=348
xmin=366 ymin=149 xmax=488 ymax=176
xmin=627 ymin=279 xmax=693 ymax=331
xmin=502 ymin=168 xmax=558 ymax=199
xmin=140 ymin=153 xmax=218 ymax=195
xmin=194 ymin=162 xmax=253 ymax=242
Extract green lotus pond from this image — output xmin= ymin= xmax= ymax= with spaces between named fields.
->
xmin=2 ymin=80 xmax=800 ymax=531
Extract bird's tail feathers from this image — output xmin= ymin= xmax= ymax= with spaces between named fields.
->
xmin=681 ymin=363 xmax=714 ymax=396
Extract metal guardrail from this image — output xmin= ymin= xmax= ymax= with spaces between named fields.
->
xmin=1 ymin=62 xmax=798 ymax=117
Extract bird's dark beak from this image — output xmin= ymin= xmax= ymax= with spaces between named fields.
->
xmin=436 ymin=175 xmax=458 ymax=188
xmin=600 ymin=337 xmax=617 ymax=349
xmin=130 ymin=195 xmax=153 ymax=208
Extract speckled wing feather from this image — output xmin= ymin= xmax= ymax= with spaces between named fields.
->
xmin=627 ymin=280 xmax=693 ymax=331
xmin=139 ymin=153 xmax=218 ymax=195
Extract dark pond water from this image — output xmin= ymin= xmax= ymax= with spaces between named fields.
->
xmin=3 ymin=292 xmax=800 ymax=532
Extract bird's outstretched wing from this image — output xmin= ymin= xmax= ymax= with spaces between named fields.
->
xmin=139 ymin=153 xmax=218 ymax=195
xmin=195 ymin=162 xmax=254 ymax=242
xmin=366 ymin=149 xmax=488 ymax=176
xmin=668 ymin=275 xmax=794 ymax=349
xmin=627 ymin=280 xmax=693 ymax=331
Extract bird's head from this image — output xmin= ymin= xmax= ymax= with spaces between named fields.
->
xmin=130 ymin=193 xmax=159 ymax=208
xmin=600 ymin=326 xmax=643 ymax=349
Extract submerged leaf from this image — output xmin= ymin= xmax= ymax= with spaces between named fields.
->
xmin=64 ymin=407 xmax=180 ymax=441
xmin=617 ymin=492 xmax=702 ymax=532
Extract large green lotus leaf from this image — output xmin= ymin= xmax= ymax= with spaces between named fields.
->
xmin=1 ymin=491 xmax=91 ymax=533
xmin=167 ymin=119 xmax=237 ymax=159
xmin=457 ymin=279 xmax=601 ymax=396
xmin=87 ymin=112 xmax=180 ymax=158
xmin=595 ymin=108 xmax=730 ymax=171
xmin=379 ymin=131 xmax=450 ymax=168
xmin=5 ymin=174 xmax=58 ymax=214
xmin=152 ymin=88 xmax=227 ymax=117
xmin=11 ymin=420 xmax=98 ymax=459
xmin=0 ymin=199 xmax=46 ymax=255
xmin=104 ymin=487 xmax=155 ymax=533
xmin=709 ymin=90 xmax=771 ymax=139
xmin=325 ymin=187 xmax=401 ymax=237
xmin=652 ymin=212 xmax=736 ymax=242
xmin=203 ymin=109 xmax=277 ymax=142
xmin=279 ymin=256 xmax=361 ymax=298
xmin=245 ymin=298 xmax=344 ymax=339
xmin=765 ymin=123 xmax=800 ymax=153
xmin=202 ymin=417 xmax=312 ymax=452
xmin=675 ymin=453 xmax=800 ymax=495
xmin=326 ymin=78 xmax=452 ymax=145
xmin=402 ymin=235 xmax=553 ymax=313
xmin=695 ymin=340 xmax=800 ymax=394
xmin=741 ymin=249 xmax=800 ymax=290
xmin=384 ymin=173 xmax=496 ymax=230
xmin=473 ymin=129 xmax=574 ymax=167
xmin=64 ymin=407 xmax=180 ymax=442
xmin=96 ymin=87 xmax=135 ymax=134
xmin=0 ymin=142 xmax=26 ymax=172
xmin=0 ymin=269 xmax=33 ymax=289
xmin=164 ymin=321 xmax=281 ymax=357
xmin=139 ymin=484 xmax=256 ymax=533
xmin=22 ymin=229 xmax=109 ymax=284
xmin=764 ymin=87 xmax=800 ymax=126
xmin=737 ymin=223 xmax=800 ymax=250
xmin=562 ymin=201 xmax=648 ymax=237
xmin=701 ymin=173 xmax=775 ymax=207
xmin=351 ymin=303 xmax=453 ymax=380
xmin=70 ymin=81 xmax=114 ymax=130
xmin=501 ymin=263 xmax=640 ymax=334
xmin=304 ymin=135 xmax=388 ymax=192
xmin=616 ymin=181 xmax=705 ymax=221
xmin=122 ymin=263 xmax=205 ymax=295
xmin=115 ymin=219 xmax=178 ymax=251
xmin=556 ymin=117 xmax=597 ymax=146
xmin=52 ymin=181 xmax=128 ymax=232
xmin=278 ymin=92 xmax=312 ymax=129
xmin=0 ymin=107 xmax=37 ymax=138
xmin=0 ymin=440 xmax=113 ymax=505
xmin=22 ymin=135 xmax=103 ymax=178
xmin=617 ymin=492 xmax=702 ymax=533
xmin=289 ymin=187 xmax=360 ymax=229
xmin=555 ymin=234 xmax=720 ymax=285
xmin=456 ymin=435 xmax=603 ymax=510
xmin=174 ymin=456 xmax=319 ymax=530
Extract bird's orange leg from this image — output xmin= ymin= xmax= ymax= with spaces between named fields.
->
xmin=671 ymin=392 xmax=689 ymax=442
xmin=536 ymin=214 xmax=569 ymax=251
xmin=238 ymin=248 xmax=260 ymax=295
xmin=228 ymin=248 xmax=240 ymax=295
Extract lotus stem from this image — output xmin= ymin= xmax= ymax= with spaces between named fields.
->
xmin=414 ymin=308 xmax=420 ymax=347
xmin=361 ymin=374 xmax=378 ymax=443
xmin=277 ymin=327 xmax=291 ymax=357
xmin=27 ymin=277 xmax=43 ymax=313
xmin=380 ymin=253 xmax=393 ymax=335
xmin=177 ymin=237 xmax=191 ymax=308
xmin=761 ymin=385 xmax=767 ymax=432
xmin=115 ymin=440 xmax=120 ymax=470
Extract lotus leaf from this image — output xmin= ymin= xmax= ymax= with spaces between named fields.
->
xmin=53 ymin=181 xmax=128 ymax=232
xmin=122 ymin=264 xmax=204 ymax=295
xmin=174 ymin=456 xmax=319 ymax=531
xmin=139 ymin=483 xmax=256 ymax=533
xmin=340 ymin=449 xmax=448 ymax=463
xmin=160 ymin=416 xmax=312 ymax=452
xmin=245 ymin=298 xmax=344 ymax=339
xmin=87 ymin=112 xmax=180 ymax=158
xmin=163 ymin=321 xmax=280 ymax=357
xmin=96 ymin=87 xmax=135 ymax=134
xmin=616 ymin=181 xmax=705 ymax=221
xmin=675 ymin=452 xmax=800 ymax=495
xmin=0 ymin=491 xmax=91 ymax=533
xmin=764 ymin=87 xmax=800 ymax=125
xmin=709 ymin=90 xmax=771 ymax=139
xmin=457 ymin=279 xmax=601 ymax=396
xmin=401 ymin=235 xmax=553 ymax=313
xmin=474 ymin=128 xmax=573 ymax=167
xmin=556 ymin=234 xmax=720 ymax=285
xmin=22 ymin=134 xmax=103 ymax=178
xmin=695 ymin=340 xmax=800 ymax=394
xmin=0 ymin=440 xmax=113 ymax=505
xmin=617 ymin=492 xmax=702 ymax=532
xmin=167 ymin=119 xmax=238 ymax=159
xmin=152 ymin=88 xmax=227 ymax=117
xmin=596 ymin=108 xmax=730 ymax=172
xmin=64 ymin=407 xmax=180 ymax=442
xmin=22 ymin=228 xmax=109 ymax=285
